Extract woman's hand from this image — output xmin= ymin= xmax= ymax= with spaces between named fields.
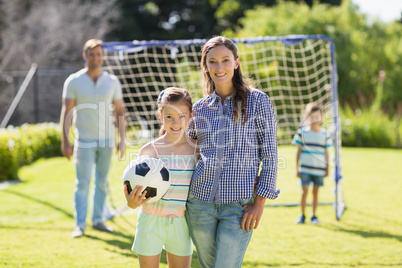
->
xmin=124 ymin=185 xmax=151 ymax=209
xmin=241 ymin=195 xmax=266 ymax=232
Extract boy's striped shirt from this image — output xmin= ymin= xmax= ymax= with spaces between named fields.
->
xmin=292 ymin=127 xmax=333 ymax=176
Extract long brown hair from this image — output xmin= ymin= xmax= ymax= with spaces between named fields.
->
xmin=157 ymin=87 xmax=192 ymax=136
xmin=200 ymin=36 xmax=252 ymax=124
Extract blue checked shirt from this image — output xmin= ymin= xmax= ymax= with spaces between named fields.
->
xmin=187 ymin=89 xmax=279 ymax=204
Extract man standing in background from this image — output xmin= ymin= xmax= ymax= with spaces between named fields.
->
xmin=60 ymin=39 xmax=125 ymax=238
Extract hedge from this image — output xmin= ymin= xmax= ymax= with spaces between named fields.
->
xmin=0 ymin=123 xmax=62 ymax=182
xmin=341 ymin=108 xmax=402 ymax=148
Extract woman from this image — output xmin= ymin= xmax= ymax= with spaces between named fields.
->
xmin=186 ymin=36 xmax=280 ymax=268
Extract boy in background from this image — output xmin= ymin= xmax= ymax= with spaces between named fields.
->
xmin=292 ymin=103 xmax=332 ymax=224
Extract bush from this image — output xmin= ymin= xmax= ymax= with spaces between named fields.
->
xmin=0 ymin=130 xmax=19 ymax=181
xmin=341 ymin=107 xmax=402 ymax=148
xmin=16 ymin=123 xmax=62 ymax=166
xmin=0 ymin=123 xmax=62 ymax=181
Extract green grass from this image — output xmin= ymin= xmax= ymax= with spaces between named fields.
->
xmin=0 ymin=146 xmax=401 ymax=267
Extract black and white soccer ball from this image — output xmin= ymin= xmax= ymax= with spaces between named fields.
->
xmin=123 ymin=155 xmax=170 ymax=203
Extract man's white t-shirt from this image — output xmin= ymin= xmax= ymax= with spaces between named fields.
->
xmin=63 ymin=68 xmax=123 ymax=141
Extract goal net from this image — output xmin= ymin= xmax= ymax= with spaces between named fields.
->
xmin=103 ymin=35 xmax=345 ymax=220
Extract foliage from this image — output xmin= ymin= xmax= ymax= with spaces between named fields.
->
xmin=0 ymin=123 xmax=62 ymax=181
xmin=111 ymin=0 xmax=340 ymax=42
xmin=225 ymin=0 xmax=402 ymax=115
xmin=340 ymin=107 xmax=402 ymax=148
xmin=14 ymin=123 xmax=62 ymax=166
xmin=0 ymin=147 xmax=401 ymax=267
xmin=111 ymin=0 xmax=218 ymax=41
xmin=0 ymin=131 xmax=19 ymax=181
xmin=382 ymin=22 xmax=402 ymax=114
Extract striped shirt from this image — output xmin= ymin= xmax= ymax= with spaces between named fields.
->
xmin=187 ymin=89 xmax=279 ymax=204
xmin=141 ymin=144 xmax=196 ymax=217
xmin=292 ymin=127 xmax=333 ymax=176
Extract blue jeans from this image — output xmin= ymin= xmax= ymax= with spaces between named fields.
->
xmin=73 ymin=140 xmax=113 ymax=228
xmin=186 ymin=192 xmax=254 ymax=268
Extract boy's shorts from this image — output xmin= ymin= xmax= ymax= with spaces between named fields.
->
xmin=300 ymin=173 xmax=324 ymax=187
xmin=132 ymin=211 xmax=193 ymax=256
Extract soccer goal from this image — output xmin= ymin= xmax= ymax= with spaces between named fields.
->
xmin=103 ymin=35 xmax=345 ymax=220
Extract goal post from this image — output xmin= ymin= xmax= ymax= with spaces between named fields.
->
xmin=103 ymin=35 xmax=345 ymax=220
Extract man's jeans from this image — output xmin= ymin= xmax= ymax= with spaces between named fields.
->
xmin=186 ymin=192 xmax=254 ymax=268
xmin=73 ymin=140 xmax=113 ymax=228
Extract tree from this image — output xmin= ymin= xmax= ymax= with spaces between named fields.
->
xmin=109 ymin=0 xmax=219 ymax=41
xmin=110 ymin=0 xmax=342 ymax=41
xmin=225 ymin=0 xmax=402 ymax=114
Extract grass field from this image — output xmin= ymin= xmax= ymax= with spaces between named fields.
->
xmin=0 ymin=146 xmax=401 ymax=267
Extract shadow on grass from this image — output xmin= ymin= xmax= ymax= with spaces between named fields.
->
xmin=85 ymin=226 xmax=202 ymax=268
xmin=315 ymin=207 xmax=402 ymax=242
xmin=352 ymin=208 xmax=402 ymax=226
xmin=3 ymin=188 xmax=73 ymax=218
xmin=2 ymin=187 xmax=202 ymax=267
xmin=317 ymin=222 xmax=402 ymax=242
xmin=314 ymin=206 xmax=402 ymax=243
xmin=85 ymin=231 xmax=134 ymax=257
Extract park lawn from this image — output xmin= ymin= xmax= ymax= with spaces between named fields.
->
xmin=0 ymin=146 xmax=401 ymax=267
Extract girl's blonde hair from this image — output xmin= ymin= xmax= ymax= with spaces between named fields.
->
xmin=157 ymin=87 xmax=192 ymax=136
xmin=200 ymin=36 xmax=252 ymax=125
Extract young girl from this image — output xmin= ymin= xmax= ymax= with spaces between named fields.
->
xmin=186 ymin=36 xmax=279 ymax=268
xmin=124 ymin=87 xmax=197 ymax=268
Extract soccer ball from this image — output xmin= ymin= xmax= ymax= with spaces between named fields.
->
xmin=123 ymin=155 xmax=170 ymax=203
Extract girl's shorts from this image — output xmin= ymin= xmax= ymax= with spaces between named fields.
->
xmin=300 ymin=173 xmax=324 ymax=187
xmin=132 ymin=211 xmax=193 ymax=256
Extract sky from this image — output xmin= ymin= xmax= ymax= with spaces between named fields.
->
xmin=352 ymin=0 xmax=402 ymax=23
